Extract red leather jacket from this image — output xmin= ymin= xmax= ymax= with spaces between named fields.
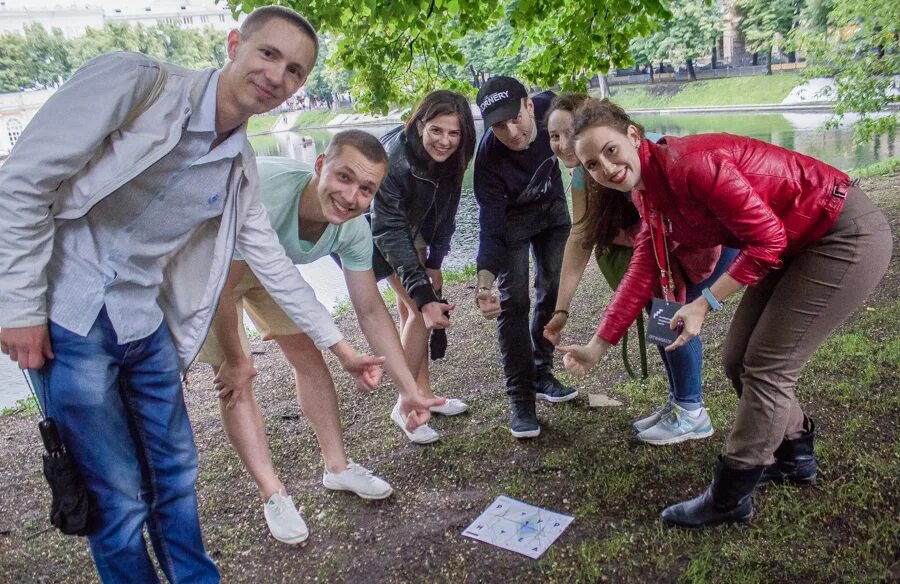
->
xmin=597 ymin=134 xmax=851 ymax=345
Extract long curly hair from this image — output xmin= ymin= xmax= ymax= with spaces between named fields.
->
xmin=571 ymin=98 xmax=645 ymax=253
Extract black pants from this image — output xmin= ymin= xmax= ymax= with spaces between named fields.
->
xmin=496 ymin=217 xmax=570 ymax=404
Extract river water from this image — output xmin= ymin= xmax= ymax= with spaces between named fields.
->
xmin=1 ymin=111 xmax=896 ymax=408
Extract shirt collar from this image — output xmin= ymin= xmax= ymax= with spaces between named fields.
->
xmin=187 ymin=69 xmax=248 ymax=165
xmin=186 ymin=69 xmax=220 ymax=133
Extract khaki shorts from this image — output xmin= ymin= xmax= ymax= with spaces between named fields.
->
xmin=197 ymin=265 xmax=300 ymax=366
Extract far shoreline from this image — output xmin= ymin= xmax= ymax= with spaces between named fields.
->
xmin=251 ymin=101 xmax=900 ymax=137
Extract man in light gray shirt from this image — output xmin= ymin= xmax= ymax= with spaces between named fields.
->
xmin=0 ymin=7 xmax=434 ymax=583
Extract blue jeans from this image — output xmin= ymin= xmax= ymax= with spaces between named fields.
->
xmin=33 ymin=308 xmax=219 ymax=584
xmin=657 ymin=248 xmax=739 ymax=409
xmin=496 ymin=212 xmax=570 ymax=403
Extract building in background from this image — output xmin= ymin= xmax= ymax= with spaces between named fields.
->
xmin=0 ymin=0 xmax=239 ymax=38
xmin=0 ymin=0 xmax=241 ymax=159
xmin=0 ymin=89 xmax=55 ymax=158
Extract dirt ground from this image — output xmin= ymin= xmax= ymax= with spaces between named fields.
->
xmin=1 ymin=174 xmax=897 ymax=583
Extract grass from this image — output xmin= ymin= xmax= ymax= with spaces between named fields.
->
xmin=849 ymin=156 xmax=900 ymax=178
xmin=291 ymin=109 xmax=342 ymax=128
xmin=246 ymin=113 xmax=279 ymax=135
xmin=1 ymin=175 xmax=896 ymax=582
xmin=0 ymin=395 xmax=39 ymax=416
xmin=608 ymin=73 xmax=801 ymax=109
xmin=331 ymin=264 xmax=476 ymax=318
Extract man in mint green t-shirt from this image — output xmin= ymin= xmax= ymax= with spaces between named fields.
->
xmin=197 ymin=130 xmax=444 ymax=545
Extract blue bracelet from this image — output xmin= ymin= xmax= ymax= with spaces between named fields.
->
xmin=701 ymin=287 xmax=723 ymax=312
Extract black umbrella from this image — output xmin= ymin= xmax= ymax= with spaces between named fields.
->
xmin=23 ymin=371 xmax=90 ymax=536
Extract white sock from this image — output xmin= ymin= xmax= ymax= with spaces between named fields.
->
xmin=681 ymin=406 xmax=704 ymax=418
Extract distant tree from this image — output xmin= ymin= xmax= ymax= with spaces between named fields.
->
xmin=200 ymin=27 xmax=228 ymax=68
xmin=233 ymin=0 xmax=672 ymax=112
xmin=629 ymin=31 xmax=667 ymax=82
xmin=0 ymin=32 xmax=32 ymax=91
xmin=68 ymin=22 xmax=143 ymax=64
xmin=737 ymin=0 xmax=803 ymax=74
xmin=68 ymin=22 xmax=225 ymax=71
xmin=455 ymin=18 xmax=524 ymax=88
xmin=22 ymin=24 xmax=73 ymax=88
xmin=656 ymin=0 xmax=721 ymax=80
xmin=305 ymin=36 xmax=351 ymax=108
xmin=508 ymin=1 xmax=671 ymax=94
xmin=798 ymin=0 xmax=898 ymax=142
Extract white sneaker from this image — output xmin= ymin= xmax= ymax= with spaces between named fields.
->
xmin=323 ymin=461 xmax=393 ymax=500
xmin=429 ymin=398 xmax=469 ymax=416
xmin=263 ymin=492 xmax=309 ymax=545
xmin=391 ymin=401 xmax=439 ymax=444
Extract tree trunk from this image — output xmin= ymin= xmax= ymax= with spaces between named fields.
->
xmin=686 ymin=59 xmax=697 ymax=81
xmin=766 ymin=47 xmax=773 ymax=75
xmin=596 ymin=74 xmax=610 ymax=99
xmin=648 ymin=64 xmax=654 ymax=83
xmin=751 ymin=52 xmax=758 ymax=66
xmin=711 ymin=45 xmax=717 ymax=70
xmin=470 ymin=64 xmax=479 ymax=88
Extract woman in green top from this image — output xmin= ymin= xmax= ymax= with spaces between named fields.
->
xmin=542 ymin=94 xmax=737 ymax=445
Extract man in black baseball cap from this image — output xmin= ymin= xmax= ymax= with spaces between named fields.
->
xmin=477 ymin=76 xmax=528 ymax=129
xmin=473 ymin=76 xmax=578 ymax=439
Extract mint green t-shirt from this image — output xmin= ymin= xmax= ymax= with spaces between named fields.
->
xmin=237 ymin=156 xmax=373 ymax=271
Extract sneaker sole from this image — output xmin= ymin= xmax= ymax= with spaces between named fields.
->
xmin=536 ymin=391 xmax=579 ymax=403
xmin=510 ymin=427 xmax=541 ymax=438
xmin=429 ymin=405 xmax=469 ymax=416
xmin=323 ymin=483 xmax=394 ymax=500
xmin=271 ymin=530 xmax=309 ymax=545
xmin=639 ymin=427 xmax=714 ymax=446
xmin=405 ymin=433 xmax=440 ymax=445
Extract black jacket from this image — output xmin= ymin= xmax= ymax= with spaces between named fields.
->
xmin=371 ymin=126 xmax=464 ymax=309
xmin=473 ymin=90 xmax=569 ymax=276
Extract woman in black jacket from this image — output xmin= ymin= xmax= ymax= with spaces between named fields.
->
xmin=370 ymin=90 xmax=477 ymax=444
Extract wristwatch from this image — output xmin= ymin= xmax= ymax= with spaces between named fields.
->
xmin=701 ymin=287 xmax=723 ymax=312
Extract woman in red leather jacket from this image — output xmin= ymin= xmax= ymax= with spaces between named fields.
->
xmin=558 ymin=98 xmax=892 ymax=528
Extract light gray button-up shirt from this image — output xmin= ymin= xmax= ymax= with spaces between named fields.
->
xmin=46 ymin=70 xmax=246 ymax=344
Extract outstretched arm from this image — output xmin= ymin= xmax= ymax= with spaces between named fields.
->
xmin=238 ymin=199 xmax=383 ymax=389
xmin=545 ymin=182 xmax=592 ymax=345
xmin=344 ymin=268 xmax=445 ymax=430
xmin=664 ymin=272 xmax=744 ymax=352
xmin=209 ymin=261 xmax=258 ymax=409
xmin=558 ymin=335 xmax=612 ymax=377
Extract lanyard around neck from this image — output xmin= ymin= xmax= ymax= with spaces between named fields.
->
xmin=645 ymin=200 xmax=675 ymax=302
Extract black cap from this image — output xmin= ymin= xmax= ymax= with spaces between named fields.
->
xmin=476 ymin=76 xmax=527 ymax=129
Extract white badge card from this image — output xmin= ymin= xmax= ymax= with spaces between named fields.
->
xmin=646 ymin=298 xmax=683 ymax=346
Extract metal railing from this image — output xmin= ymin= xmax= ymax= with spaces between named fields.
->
xmin=607 ymin=62 xmax=806 ymax=85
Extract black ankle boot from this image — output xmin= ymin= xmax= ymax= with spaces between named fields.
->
xmin=661 ymin=457 xmax=763 ymax=528
xmin=759 ymin=418 xmax=817 ymax=486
